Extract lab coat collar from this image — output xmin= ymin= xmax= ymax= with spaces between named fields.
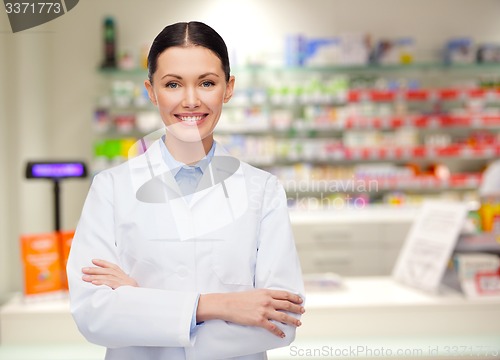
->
xmin=158 ymin=135 xmax=216 ymax=178
xmin=129 ymin=142 xmax=179 ymax=202
xmin=140 ymin=138 xmax=231 ymax=173
xmin=132 ymin=137 xmax=240 ymax=207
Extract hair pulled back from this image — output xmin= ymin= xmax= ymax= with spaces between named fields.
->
xmin=147 ymin=21 xmax=231 ymax=83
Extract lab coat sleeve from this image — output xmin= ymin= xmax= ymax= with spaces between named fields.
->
xmin=67 ymin=171 xmax=198 ymax=348
xmin=185 ymin=175 xmax=305 ymax=359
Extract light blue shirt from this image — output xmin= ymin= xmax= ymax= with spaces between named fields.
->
xmin=159 ymin=137 xmax=216 ymax=332
xmin=159 ymin=137 xmax=216 ymax=202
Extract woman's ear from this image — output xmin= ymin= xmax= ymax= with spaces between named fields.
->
xmin=223 ymin=76 xmax=235 ymax=103
xmin=144 ymin=80 xmax=158 ymax=106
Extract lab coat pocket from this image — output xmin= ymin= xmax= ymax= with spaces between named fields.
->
xmin=118 ymin=202 xmax=182 ymax=288
xmin=120 ymin=239 xmax=188 ymax=289
xmin=134 ymin=202 xmax=181 ymax=242
xmin=211 ymin=240 xmax=255 ymax=287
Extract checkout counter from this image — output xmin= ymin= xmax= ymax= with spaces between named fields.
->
xmin=1 ymin=208 xmax=500 ymax=359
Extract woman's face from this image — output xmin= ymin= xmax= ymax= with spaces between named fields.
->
xmin=145 ymin=46 xmax=234 ymax=144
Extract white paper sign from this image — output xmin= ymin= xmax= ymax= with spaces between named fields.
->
xmin=392 ymin=201 xmax=469 ymax=293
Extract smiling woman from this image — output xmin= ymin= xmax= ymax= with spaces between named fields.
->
xmin=145 ymin=45 xmax=234 ymax=158
xmin=144 ymin=22 xmax=235 ymax=164
xmin=66 ymin=21 xmax=305 ymax=360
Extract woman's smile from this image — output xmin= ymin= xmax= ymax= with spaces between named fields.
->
xmin=175 ymin=113 xmax=209 ymax=126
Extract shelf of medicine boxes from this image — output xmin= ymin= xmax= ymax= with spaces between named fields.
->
xmin=455 ymin=231 xmax=500 ymax=254
xmin=223 ymin=63 xmax=500 ymax=201
xmin=94 ymin=64 xmax=500 ymax=197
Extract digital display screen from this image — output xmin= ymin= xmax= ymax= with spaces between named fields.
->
xmin=26 ymin=162 xmax=87 ymax=179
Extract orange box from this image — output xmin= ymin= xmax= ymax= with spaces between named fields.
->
xmin=20 ymin=233 xmax=63 ymax=296
xmin=59 ymin=230 xmax=75 ymax=289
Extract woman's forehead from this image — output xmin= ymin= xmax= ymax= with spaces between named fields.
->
xmin=156 ymin=46 xmax=223 ymax=75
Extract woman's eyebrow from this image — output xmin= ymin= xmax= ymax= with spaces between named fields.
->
xmin=162 ymin=73 xmax=182 ymax=80
xmin=161 ymin=72 xmax=220 ymax=80
xmin=198 ymin=72 xmax=219 ymax=79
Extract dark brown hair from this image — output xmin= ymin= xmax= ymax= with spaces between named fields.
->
xmin=147 ymin=21 xmax=231 ymax=83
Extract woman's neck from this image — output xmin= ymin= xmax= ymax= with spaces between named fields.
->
xmin=164 ymin=133 xmax=213 ymax=165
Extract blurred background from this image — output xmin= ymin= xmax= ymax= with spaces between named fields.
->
xmin=1 ymin=0 xmax=500 ymax=359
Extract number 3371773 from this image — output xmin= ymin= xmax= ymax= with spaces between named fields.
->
xmin=5 ymin=2 xmax=61 ymax=14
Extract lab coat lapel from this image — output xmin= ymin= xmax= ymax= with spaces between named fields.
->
xmin=132 ymin=140 xmax=196 ymax=240
xmin=188 ymin=143 xmax=238 ymax=209
xmin=185 ymin=144 xmax=249 ymax=240
xmin=131 ymin=139 xmax=183 ymax=202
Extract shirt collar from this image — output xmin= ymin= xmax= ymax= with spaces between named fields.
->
xmin=159 ymin=135 xmax=216 ymax=177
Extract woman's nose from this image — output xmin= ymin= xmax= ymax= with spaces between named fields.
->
xmin=182 ymin=87 xmax=201 ymax=108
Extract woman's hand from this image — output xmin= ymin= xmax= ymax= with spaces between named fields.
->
xmin=197 ymin=289 xmax=304 ymax=338
xmin=82 ymin=259 xmax=138 ymax=289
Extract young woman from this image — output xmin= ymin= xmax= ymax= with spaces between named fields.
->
xmin=67 ymin=21 xmax=305 ymax=360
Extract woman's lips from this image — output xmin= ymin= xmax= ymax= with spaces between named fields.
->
xmin=175 ymin=114 xmax=208 ymax=126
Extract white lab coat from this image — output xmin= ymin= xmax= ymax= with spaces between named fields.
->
xmin=67 ymin=139 xmax=305 ymax=360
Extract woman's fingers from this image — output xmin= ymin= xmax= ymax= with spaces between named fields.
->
xmin=83 ymin=275 xmax=120 ymax=289
xmin=82 ymin=266 xmax=117 ymax=275
xmin=267 ymin=289 xmax=303 ymax=304
xmin=248 ymin=312 xmax=286 ymax=338
xmin=213 ymin=289 xmax=304 ymax=337
xmin=91 ymin=258 xmax=118 ymax=269
xmin=82 ymin=274 xmax=111 ymax=283
xmin=82 ymin=272 xmax=136 ymax=289
xmin=263 ymin=320 xmax=285 ymax=338
xmin=82 ymin=274 xmax=117 ymax=282
xmin=266 ymin=307 xmax=302 ymax=327
xmin=81 ymin=260 xmax=138 ymax=289
xmin=272 ymin=299 xmax=305 ymax=316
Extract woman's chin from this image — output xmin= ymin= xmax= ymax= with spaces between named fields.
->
xmin=166 ymin=127 xmax=213 ymax=144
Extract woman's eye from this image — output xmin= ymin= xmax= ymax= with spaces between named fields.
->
xmin=166 ymin=82 xmax=179 ymax=89
xmin=201 ymin=81 xmax=215 ymax=88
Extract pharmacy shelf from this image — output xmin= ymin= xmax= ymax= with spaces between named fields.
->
xmin=341 ymin=144 xmax=500 ymax=160
xmin=455 ymin=232 xmax=500 ymax=254
xmin=343 ymin=114 xmax=500 ymax=129
xmin=246 ymin=144 xmax=500 ymax=165
xmin=348 ymin=88 xmax=500 ymax=102
xmin=94 ymin=63 xmax=500 ymax=207
xmin=217 ymin=114 xmax=500 ymax=133
xmin=98 ymin=62 xmax=500 ymax=76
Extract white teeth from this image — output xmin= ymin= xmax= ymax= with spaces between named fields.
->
xmin=179 ymin=116 xmax=203 ymax=122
